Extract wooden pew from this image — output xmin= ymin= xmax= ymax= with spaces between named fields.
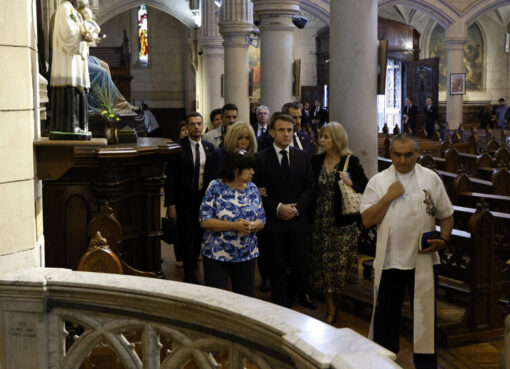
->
xmin=436 ymin=207 xmax=510 ymax=347
xmin=452 ymin=205 xmax=510 ymax=262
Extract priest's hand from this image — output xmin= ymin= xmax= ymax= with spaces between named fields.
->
xmin=386 ymin=181 xmax=405 ymax=201
xmin=419 ymin=238 xmax=447 ymax=254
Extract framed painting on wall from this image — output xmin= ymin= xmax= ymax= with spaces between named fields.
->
xmin=450 ymin=73 xmax=465 ymax=95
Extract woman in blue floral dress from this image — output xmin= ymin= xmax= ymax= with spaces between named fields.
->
xmin=199 ymin=149 xmax=266 ymax=296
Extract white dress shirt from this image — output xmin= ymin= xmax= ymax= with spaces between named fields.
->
xmin=189 ymin=137 xmax=206 ymax=190
xmin=257 ymin=124 xmax=267 ymax=137
xmin=273 ymin=143 xmax=291 ymax=166
xmin=360 ymin=165 xmax=453 ymax=270
xmin=290 ymin=133 xmax=303 ymax=150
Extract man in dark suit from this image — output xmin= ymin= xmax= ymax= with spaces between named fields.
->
xmin=424 ymin=97 xmax=438 ymax=139
xmin=301 ymin=101 xmax=312 ymax=129
xmin=251 ymin=105 xmax=270 ymax=138
xmin=282 ymin=102 xmax=315 ymax=157
xmin=254 ymin=114 xmax=315 ymax=308
xmin=312 ymin=99 xmax=328 ymax=127
xmin=165 ymin=112 xmax=216 ymax=283
xmin=403 ymin=97 xmax=418 ymax=135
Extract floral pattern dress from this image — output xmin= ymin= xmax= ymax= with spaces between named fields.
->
xmin=312 ymin=163 xmax=359 ymax=293
xmin=199 ymin=179 xmax=266 ymax=262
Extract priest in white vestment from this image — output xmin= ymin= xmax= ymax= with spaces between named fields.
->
xmin=360 ymin=132 xmax=453 ymax=369
xmin=50 ymin=0 xmax=92 ymax=133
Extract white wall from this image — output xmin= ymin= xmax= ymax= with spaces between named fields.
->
xmin=99 ymin=6 xmax=189 ymax=108
xmin=292 ymin=10 xmax=327 ymax=92
xmin=0 ymin=0 xmax=42 ymax=273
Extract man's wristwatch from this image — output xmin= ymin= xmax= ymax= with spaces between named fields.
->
xmin=439 ymin=237 xmax=449 ymax=245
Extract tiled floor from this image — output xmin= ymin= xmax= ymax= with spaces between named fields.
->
xmin=160 ymin=242 xmax=503 ymax=369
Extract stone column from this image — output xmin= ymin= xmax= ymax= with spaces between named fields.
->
xmin=253 ymin=0 xmax=299 ymax=114
xmin=445 ymin=22 xmax=467 ymax=131
xmin=199 ymin=0 xmax=224 ymax=124
xmin=219 ymin=0 xmax=253 ymax=122
xmin=329 ymin=0 xmax=378 ymax=176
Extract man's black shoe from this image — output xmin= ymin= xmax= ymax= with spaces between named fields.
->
xmin=298 ymin=293 xmax=317 ymax=310
xmin=259 ymin=277 xmax=270 ymax=293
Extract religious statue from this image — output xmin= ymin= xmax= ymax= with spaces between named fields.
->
xmin=49 ymin=0 xmax=93 ymax=133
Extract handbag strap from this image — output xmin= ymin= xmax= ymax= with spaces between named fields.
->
xmin=342 ymin=154 xmax=351 ymax=172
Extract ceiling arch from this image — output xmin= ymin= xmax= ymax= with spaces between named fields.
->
xmin=96 ymin=0 xmax=197 ymax=28
xmin=463 ymin=0 xmax=510 ymax=26
xmin=298 ymin=0 xmax=459 ymax=28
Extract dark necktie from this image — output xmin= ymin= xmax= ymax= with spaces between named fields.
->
xmin=259 ymin=127 xmax=265 ymax=136
xmin=193 ymin=142 xmax=200 ymax=190
xmin=280 ymin=149 xmax=290 ymax=181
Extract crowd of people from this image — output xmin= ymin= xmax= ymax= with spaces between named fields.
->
xmin=164 ymin=101 xmax=453 ymax=369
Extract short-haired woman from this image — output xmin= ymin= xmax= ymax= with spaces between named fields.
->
xmin=311 ymin=122 xmax=368 ymax=324
xmin=199 ymin=149 xmax=265 ymax=296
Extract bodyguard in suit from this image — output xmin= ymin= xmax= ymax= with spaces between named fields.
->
xmin=282 ymin=102 xmax=315 ymax=156
xmin=403 ymin=97 xmax=418 ymax=135
xmin=165 ymin=112 xmax=217 ymax=283
xmin=254 ymin=114 xmax=316 ymax=307
xmin=424 ymin=97 xmax=438 ymax=139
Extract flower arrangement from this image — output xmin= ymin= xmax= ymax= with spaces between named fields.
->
xmin=100 ymin=104 xmax=121 ymax=123
xmin=100 ymin=104 xmax=120 ymax=144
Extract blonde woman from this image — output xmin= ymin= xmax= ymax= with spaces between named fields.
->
xmin=223 ymin=121 xmax=258 ymax=153
xmin=310 ymin=122 xmax=368 ymax=324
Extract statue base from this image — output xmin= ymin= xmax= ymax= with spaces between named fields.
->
xmin=49 ymin=131 xmax=92 ymax=141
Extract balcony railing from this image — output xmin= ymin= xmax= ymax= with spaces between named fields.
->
xmin=0 ymin=268 xmax=400 ymax=369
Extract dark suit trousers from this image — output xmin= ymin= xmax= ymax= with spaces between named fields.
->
xmin=425 ymin=121 xmax=435 ymax=139
xmin=373 ymin=267 xmax=438 ymax=369
xmin=176 ymin=190 xmax=204 ymax=280
xmin=266 ymin=231 xmax=310 ymax=308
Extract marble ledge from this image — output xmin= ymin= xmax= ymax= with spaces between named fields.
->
xmin=0 ymin=267 xmax=399 ymax=368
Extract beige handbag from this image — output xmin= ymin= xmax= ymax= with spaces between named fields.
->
xmin=338 ymin=155 xmax=362 ymax=215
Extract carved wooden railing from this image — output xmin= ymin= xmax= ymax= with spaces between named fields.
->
xmin=0 ymin=268 xmax=400 ymax=369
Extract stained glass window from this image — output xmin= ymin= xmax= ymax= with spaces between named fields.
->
xmin=377 ymin=59 xmax=402 ymax=132
xmin=138 ymin=5 xmax=148 ymax=63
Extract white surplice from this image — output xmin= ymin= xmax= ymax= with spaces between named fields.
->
xmin=50 ymin=1 xmax=90 ymax=89
xmin=360 ymin=164 xmax=453 ymax=354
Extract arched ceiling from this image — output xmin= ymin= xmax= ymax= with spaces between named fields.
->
xmin=96 ymin=0 xmax=198 ymax=28
xmin=300 ymin=0 xmax=510 ymax=28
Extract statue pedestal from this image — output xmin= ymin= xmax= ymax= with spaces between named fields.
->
xmin=34 ymin=137 xmax=181 ymax=274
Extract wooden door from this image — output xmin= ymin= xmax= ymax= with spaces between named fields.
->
xmin=406 ymin=58 xmax=439 ymax=135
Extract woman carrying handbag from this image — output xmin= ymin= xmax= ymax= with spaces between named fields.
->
xmin=310 ymin=122 xmax=368 ymax=324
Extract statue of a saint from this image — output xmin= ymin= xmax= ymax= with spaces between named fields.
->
xmin=49 ymin=0 xmax=93 ymax=133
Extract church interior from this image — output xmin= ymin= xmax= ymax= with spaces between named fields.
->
xmin=2 ymin=0 xmax=510 ymax=368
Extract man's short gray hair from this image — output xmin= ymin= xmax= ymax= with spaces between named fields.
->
xmin=390 ymin=132 xmax=419 ymax=151
xmin=256 ymin=105 xmax=269 ymax=115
